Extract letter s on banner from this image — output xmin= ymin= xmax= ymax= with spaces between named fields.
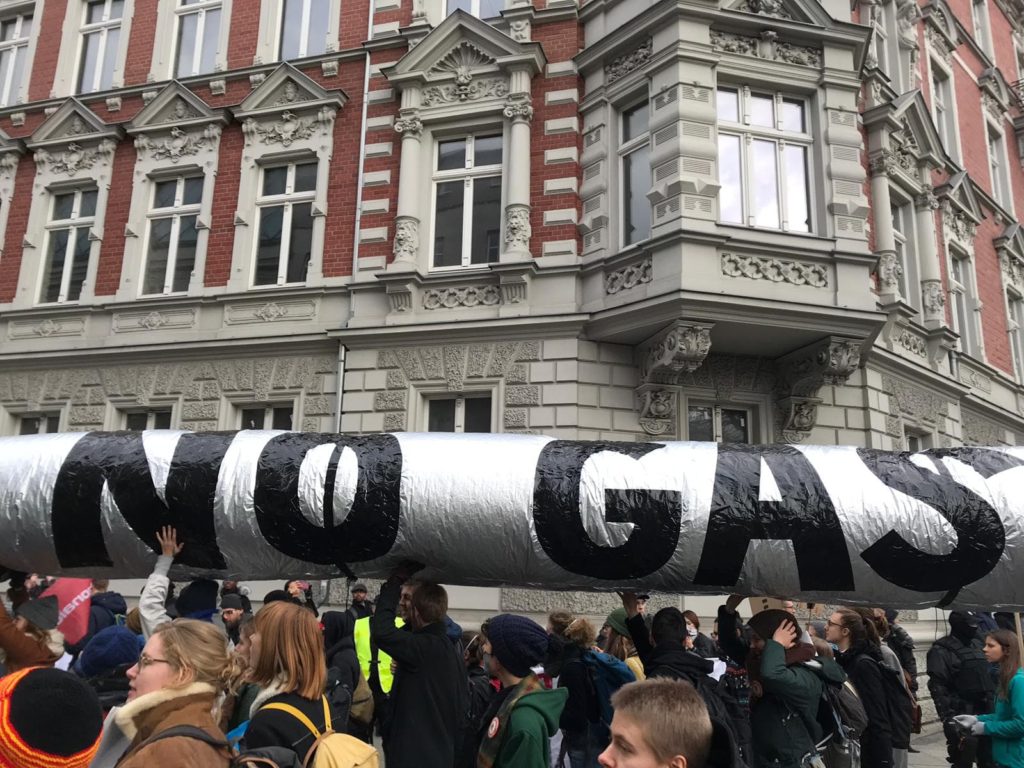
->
xmin=532 ymin=441 xmax=682 ymax=580
xmin=253 ymin=433 xmax=402 ymax=564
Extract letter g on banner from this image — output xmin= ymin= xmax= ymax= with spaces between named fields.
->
xmin=532 ymin=441 xmax=682 ymax=579
xmin=254 ymin=433 xmax=402 ymax=564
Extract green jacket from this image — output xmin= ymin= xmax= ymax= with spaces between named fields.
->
xmin=494 ymin=687 xmax=568 ymax=768
xmin=751 ymin=640 xmax=846 ymax=768
xmin=979 ymin=669 xmax=1024 ymax=767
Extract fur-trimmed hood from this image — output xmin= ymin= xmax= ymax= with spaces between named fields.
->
xmin=115 ymin=682 xmax=217 ymax=741
xmin=248 ymin=676 xmax=288 ymax=718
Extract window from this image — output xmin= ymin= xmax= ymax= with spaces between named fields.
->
xmin=279 ymin=0 xmax=328 ymax=60
xmin=78 ymin=0 xmax=123 ymax=93
xmin=930 ymin=63 xmax=958 ymax=160
xmin=18 ymin=414 xmax=60 ymax=435
xmin=949 ymin=249 xmax=980 ymax=357
xmin=125 ymin=410 xmax=173 ymax=430
xmin=0 ymin=11 xmax=32 ymax=107
xmin=254 ymin=160 xmax=316 ymax=286
xmin=431 ymin=134 xmax=502 ymax=269
xmin=175 ymin=0 xmax=221 ymax=77
xmin=904 ymin=428 xmax=933 ymax=453
xmin=427 ymin=395 xmax=492 ymax=433
xmin=1010 ymin=293 xmax=1024 ymax=381
xmin=240 ymin=405 xmax=293 ymax=430
xmin=446 ymin=0 xmax=503 ymax=17
xmin=717 ymin=87 xmax=812 ymax=233
xmin=891 ymin=201 xmax=919 ymax=307
xmin=41 ymin=188 xmax=97 ymax=304
xmin=972 ymin=0 xmax=992 ymax=58
xmin=686 ymin=403 xmax=756 ymax=443
xmin=620 ymin=101 xmax=651 ymax=246
xmin=987 ymin=126 xmax=1011 ymax=208
xmin=143 ymin=176 xmax=202 ymax=295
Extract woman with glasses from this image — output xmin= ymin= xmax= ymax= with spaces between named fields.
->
xmin=90 ymin=619 xmax=241 ymax=768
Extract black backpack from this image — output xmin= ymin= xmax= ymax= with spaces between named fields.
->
xmin=136 ymin=725 xmax=303 ymax=767
xmin=692 ymin=675 xmax=751 ymax=767
xmin=936 ymin=637 xmax=995 ymax=707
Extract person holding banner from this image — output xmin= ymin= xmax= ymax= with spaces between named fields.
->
xmin=955 ymin=629 xmax=1024 ymax=768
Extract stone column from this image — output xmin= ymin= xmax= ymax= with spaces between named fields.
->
xmin=869 ymin=151 xmax=901 ymax=303
xmin=915 ymin=175 xmax=944 ymax=328
xmin=502 ymin=69 xmax=533 ymax=262
xmin=390 ymin=91 xmax=423 ymax=271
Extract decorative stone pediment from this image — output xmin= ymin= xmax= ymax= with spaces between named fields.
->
xmin=127 ymin=82 xmax=230 ymax=164
xmin=385 ymin=10 xmax=545 ymax=97
xmin=937 ymin=171 xmax=982 ymax=247
xmin=922 ymin=0 xmax=959 ymax=61
xmin=773 ymin=337 xmax=865 ymax=443
xmin=29 ymin=100 xmax=121 ymax=148
xmin=979 ymin=68 xmax=1012 ymax=118
xmin=724 ymin=0 xmax=822 ymax=25
xmin=996 ymin=223 xmax=1024 ymax=293
xmin=864 ymin=90 xmax=944 ymax=177
xmin=235 ymin=63 xmax=346 ymax=122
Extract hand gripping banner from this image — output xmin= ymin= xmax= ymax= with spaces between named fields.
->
xmin=0 ymin=430 xmax=1021 ymax=609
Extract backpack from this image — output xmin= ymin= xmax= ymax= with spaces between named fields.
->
xmin=871 ymin=659 xmax=914 ymax=745
xmin=134 ymin=724 xmax=302 ymax=768
xmin=347 ymin=670 xmax=374 ymax=726
xmin=578 ymin=650 xmax=636 ymax=736
xmin=692 ymin=675 xmax=751 ymax=767
xmin=812 ymin=679 xmax=867 ymax=768
xmin=262 ymin=696 xmax=379 ymax=768
xmin=936 ymin=637 xmax=996 ymax=707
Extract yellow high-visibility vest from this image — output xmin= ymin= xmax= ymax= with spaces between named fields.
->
xmin=354 ymin=614 xmax=403 ymax=695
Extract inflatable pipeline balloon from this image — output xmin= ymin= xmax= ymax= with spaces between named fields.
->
xmin=0 ymin=431 xmax=1021 ymax=609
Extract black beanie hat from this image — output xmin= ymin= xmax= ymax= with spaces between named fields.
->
xmin=485 ymin=614 xmax=549 ymax=677
xmin=175 ymin=578 xmax=219 ymax=619
xmin=16 ymin=596 xmax=59 ymax=631
xmin=748 ymin=609 xmax=798 ymax=643
xmin=0 ymin=667 xmax=104 ymax=768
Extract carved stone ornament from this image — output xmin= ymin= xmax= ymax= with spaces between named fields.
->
xmin=637 ymin=387 xmax=677 ymax=436
xmin=254 ymin=302 xmax=287 ymax=322
xmin=1001 ymin=252 xmax=1024 ymax=292
xmin=639 ymin=321 xmax=713 ymax=385
xmin=868 ymin=150 xmax=899 ymax=177
xmin=721 ymin=252 xmax=828 ymax=288
xmin=710 ymin=31 xmax=758 ymax=55
xmin=422 ymin=285 xmax=501 ymax=309
xmin=944 ymin=208 xmax=977 ymax=243
xmin=738 ymin=0 xmax=793 ymax=20
xmin=504 ymin=206 xmax=531 ymax=250
xmin=773 ymin=337 xmax=863 ymax=442
xmin=502 ymin=99 xmax=534 ymax=122
xmin=140 ymin=311 xmax=167 ymax=330
xmin=896 ymin=0 xmax=922 ymax=43
xmin=429 ymin=42 xmax=496 ymax=78
xmin=393 ymin=218 xmax=419 ymax=263
xmin=922 ymin=280 xmax=946 ymax=314
xmin=605 ymin=39 xmax=653 ymax=84
xmin=875 ymin=251 xmax=904 ymax=296
xmin=915 ymin=184 xmax=940 ymax=211
xmin=394 ymin=116 xmax=424 ymax=137
xmin=135 ymin=124 xmax=221 ymax=163
xmin=242 ymin=107 xmax=335 ymax=146
xmin=897 ymin=327 xmax=928 ymax=357
xmin=422 ymin=78 xmax=509 ymax=107
xmin=35 ymin=140 xmax=116 ymax=175
xmin=509 ymin=19 xmax=531 ymax=42
xmin=605 ymin=258 xmax=652 ymax=294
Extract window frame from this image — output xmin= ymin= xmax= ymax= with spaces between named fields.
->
xmin=0 ymin=8 xmax=33 ymax=107
xmin=681 ymin=394 xmax=765 ymax=444
xmin=928 ymin=57 xmax=961 ymax=163
xmin=123 ymin=409 xmax=174 ymax=430
xmin=1009 ymin=289 xmax=1024 ymax=383
xmin=76 ymin=0 xmax=124 ymax=94
xmin=277 ymin=0 xmax=329 ymax=60
xmin=238 ymin=403 xmax=295 ymax=430
xmin=947 ymin=245 xmax=981 ymax=358
xmin=716 ymin=85 xmax=815 ymax=234
xmin=141 ymin=174 xmax=204 ymax=296
xmin=428 ymin=132 xmax=504 ymax=271
xmin=986 ymin=122 xmax=1012 ymax=210
xmin=173 ymin=0 xmax=222 ymax=78
xmin=17 ymin=413 xmax=61 ymax=435
xmin=890 ymin=194 xmax=920 ymax=309
xmin=40 ymin=186 xmax=98 ymax=305
xmin=424 ymin=392 xmax=495 ymax=433
xmin=971 ymin=0 xmax=993 ymax=60
xmin=618 ymin=97 xmax=651 ymax=248
xmin=252 ymin=158 xmax=318 ymax=287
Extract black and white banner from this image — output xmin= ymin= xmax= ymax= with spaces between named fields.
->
xmin=0 ymin=431 xmax=1021 ymax=609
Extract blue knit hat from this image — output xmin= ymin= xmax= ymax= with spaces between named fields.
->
xmin=485 ymin=614 xmax=549 ymax=677
xmin=76 ymin=626 xmax=144 ymax=678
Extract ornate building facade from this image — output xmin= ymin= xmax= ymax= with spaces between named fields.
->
xmin=0 ymin=0 xmax=1022 ymax=630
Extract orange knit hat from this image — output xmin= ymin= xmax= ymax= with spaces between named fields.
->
xmin=0 ymin=667 xmax=103 ymax=768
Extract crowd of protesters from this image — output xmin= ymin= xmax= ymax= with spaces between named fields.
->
xmin=0 ymin=536 xmax=1023 ymax=768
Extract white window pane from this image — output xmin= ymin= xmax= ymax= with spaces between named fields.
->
xmin=255 ymin=205 xmax=284 ymax=284
xmin=470 ymin=176 xmax=501 ymax=264
xmin=42 ymin=229 xmax=69 ymax=303
xmin=100 ymin=27 xmax=120 ymax=90
xmin=480 ymin=0 xmax=503 ymax=17
xmin=750 ymin=94 xmax=774 ymax=127
xmin=437 ymin=139 xmax=466 ymax=171
xmin=280 ymin=0 xmax=303 ymax=59
xmin=8 ymin=44 xmax=24 ymax=105
xmin=717 ymin=134 xmax=743 ymax=224
xmin=474 ymin=135 xmax=503 ymax=167
xmin=783 ymin=145 xmax=810 ymax=233
xmin=53 ymin=193 xmax=75 ymax=220
xmin=688 ymin=406 xmax=714 ymax=442
xmin=286 ymin=202 xmax=313 ymax=282
xmin=145 ymin=217 xmax=172 ymax=294
xmin=174 ymin=215 xmax=199 ymax=292
xmin=623 ymin=145 xmax=651 ymax=245
xmin=80 ymin=190 xmax=98 ymax=217
xmin=86 ymin=1 xmax=106 ymax=24
xmin=751 ymin=139 xmax=780 ymax=228
xmin=294 ymin=161 xmax=318 ymax=192
xmin=717 ymin=88 xmax=739 ymax=123
xmin=447 ymin=0 xmax=472 ymax=12
xmin=154 ymin=179 xmax=178 ymax=208
xmin=199 ymin=8 xmax=220 ymax=73
xmin=68 ymin=227 xmax=91 ymax=301
xmin=0 ymin=49 xmax=13 ymax=105
xmin=623 ymin=102 xmax=649 ymax=143
xmin=263 ymin=166 xmax=288 ymax=195
xmin=305 ymin=0 xmax=329 ymax=56
xmin=183 ymin=177 xmax=204 ymax=205
xmin=433 ymin=180 xmax=465 ymax=267
xmin=176 ymin=11 xmax=198 ymax=77
xmin=781 ymin=99 xmax=805 ymax=133
xmin=110 ymin=0 xmax=125 ymax=20
xmin=78 ymin=32 xmax=101 ymax=92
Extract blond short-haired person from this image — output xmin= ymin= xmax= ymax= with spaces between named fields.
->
xmin=598 ymin=679 xmax=713 ymax=768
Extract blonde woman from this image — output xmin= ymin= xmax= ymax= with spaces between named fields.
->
xmin=90 ymin=619 xmax=240 ymax=768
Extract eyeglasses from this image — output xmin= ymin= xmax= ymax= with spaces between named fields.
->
xmin=826 ymin=620 xmax=843 ymax=629
xmin=138 ymin=654 xmax=171 ymax=670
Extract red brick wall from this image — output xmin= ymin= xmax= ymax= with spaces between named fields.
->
xmin=28 ymin=0 xmax=67 ymax=101
xmin=92 ymin=141 xmax=137 ymax=295
xmin=203 ymin=123 xmax=243 ymax=287
xmin=124 ymin=0 xmax=159 ymax=86
xmin=0 ymin=158 xmax=37 ymax=303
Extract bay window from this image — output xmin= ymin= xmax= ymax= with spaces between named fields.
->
xmin=0 ymin=11 xmax=32 ymax=106
xmin=143 ymin=176 xmax=203 ymax=295
xmin=620 ymin=100 xmax=651 ymax=246
xmin=78 ymin=0 xmax=122 ymax=93
xmin=175 ymin=0 xmax=221 ymax=77
xmin=431 ymin=134 xmax=502 ymax=269
xmin=41 ymin=188 xmax=97 ymax=304
xmin=254 ymin=160 xmax=316 ymax=286
xmin=717 ymin=87 xmax=812 ymax=233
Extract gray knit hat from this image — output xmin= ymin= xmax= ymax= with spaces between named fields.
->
xmin=16 ymin=596 xmax=59 ymax=631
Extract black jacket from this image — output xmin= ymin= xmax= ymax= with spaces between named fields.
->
xmin=371 ymin=579 xmax=468 ymax=768
xmin=837 ymin=644 xmax=893 ymax=767
xmin=694 ymin=632 xmax=718 ymax=658
xmin=885 ymin=623 xmax=918 ymax=691
xmin=458 ymin=667 xmax=498 ymax=768
xmin=245 ymin=692 xmax=345 ymax=758
xmin=322 ymin=611 xmax=361 ymax=695
xmin=927 ymin=633 xmax=992 ymax=718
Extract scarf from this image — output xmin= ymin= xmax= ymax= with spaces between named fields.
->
xmin=747 ymin=642 xmax=816 ymax=701
xmin=477 ymin=673 xmax=545 ymax=768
